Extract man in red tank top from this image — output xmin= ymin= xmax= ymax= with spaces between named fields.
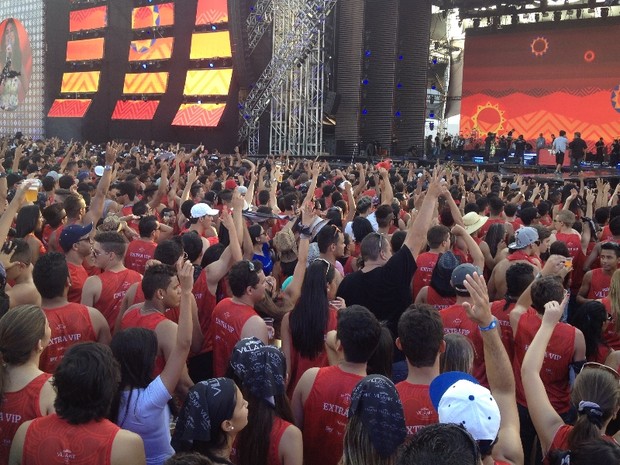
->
xmin=81 ymin=231 xmax=142 ymax=332
xmin=59 ymin=222 xmax=94 ymax=303
xmin=33 ymin=252 xmax=111 ymax=373
xmin=124 ymin=216 xmax=160 ymax=275
xmin=291 ymin=305 xmax=381 ymax=465
xmin=9 ymin=343 xmax=145 ymax=465
xmin=509 ymin=271 xmax=586 ymax=463
xmin=411 ymin=225 xmax=450 ymax=300
xmin=120 ymin=263 xmax=194 ymax=396
xmin=210 ymin=259 xmax=269 ymax=377
xmin=440 ymin=263 xmax=488 ymax=386
xmin=395 ymin=304 xmax=442 ymax=435
xmin=577 ymin=242 xmax=620 ymax=304
xmin=550 ymin=209 xmax=586 ymax=292
xmin=489 ymin=226 xmax=541 ymax=301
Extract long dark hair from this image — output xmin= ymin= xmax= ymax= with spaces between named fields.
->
xmin=290 ymin=259 xmax=335 ymax=359
xmin=235 ymin=391 xmax=294 ymax=465
xmin=569 ymin=302 xmax=609 ymax=360
xmin=484 ymin=223 xmax=505 ymax=258
xmin=15 ymin=204 xmax=40 ymax=238
xmin=109 ymin=327 xmax=158 ymax=425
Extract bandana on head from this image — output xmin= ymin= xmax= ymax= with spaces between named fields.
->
xmin=229 ymin=337 xmax=265 ymax=381
xmin=171 ymin=378 xmax=237 ymax=452
xmin=348 ymin=375 xmax=406 ymax=458
xmin=241 ymin=346 xmax=287 ymax=407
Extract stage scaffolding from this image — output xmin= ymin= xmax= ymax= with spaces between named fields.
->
xmin=239 ymin=0 xmax=336 ymax=155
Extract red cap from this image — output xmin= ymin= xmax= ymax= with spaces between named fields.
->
xmin=224 ymin=179 xmax=237 ymax=190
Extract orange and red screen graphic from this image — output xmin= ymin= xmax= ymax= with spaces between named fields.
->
xmin=48 ymin=99 xmax=93 ymax=118
xmin=460 ymin=20 xmax=620 ymax=147
xmin=69 ymin=6 xmax=107 ymax=32
xmin=129 ymin=37 xmax=174 ymax=61
xmin=132 ymin=3 xmax=174 ymax=29
xmin=172 ymin=103 xmax=226 ymax=127
xmin=123 ymin=72 xmax=169 ymax=94
xmin=112 ymin=100 xmax=160 ymax=120
xmin=196 ymin=0 xmax=228 ymax=24
xmin=66 ymin=38 xmax=105 ymax=61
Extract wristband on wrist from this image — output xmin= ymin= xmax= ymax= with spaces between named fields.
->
xmin=104 ymin=165 xmax=113 ymax=171
xmin=479 ymin=318 xmax=498 ymax=332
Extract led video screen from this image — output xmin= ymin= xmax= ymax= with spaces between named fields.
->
xmin=112 ymin=100 xmax=160 ymax=120
xmin=132 ymin=3 xmax=174 ymax=29
xmin=183 ymin=69 xmax=232 ymax=96
xmin=66 ymin=38 xmax=105 ymax=61
xmin=48 ymin=98 xmax=92 ymax=117
xmin=460 ymin=19 xmax=620 ymax=147
xmin=196 ymin=0 xmax=228 ymax=25
xmin=123 ymin=72 xmax=169 ymax=94
xmin=172 ymin=103 xmax=226 ymax=127
xmin=129 ymin=37 xmax=174 ymax=61
xmin=189 ymin=31 xmax=231 ymax=59
xmin=61 ymin=71 xmax=101 ymax=93
xmin=69 ymin=6 xmax=107 ymax=32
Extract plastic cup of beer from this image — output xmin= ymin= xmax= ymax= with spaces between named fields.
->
xmin=25 ymin=180 xmax=41 ymax=203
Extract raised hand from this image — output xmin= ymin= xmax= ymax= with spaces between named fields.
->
xmin=177 ymin=260 xmax=195 ymax=292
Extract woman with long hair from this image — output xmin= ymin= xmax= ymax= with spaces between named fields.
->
xmin=479 ymin=223 xmax=506 ymax=275
xmin=0 ymin=304 xmax=55 ymax=464
xmin=522 ymin=294 xmax=620 ymax=463
xmin=15 ymin=204 xmax=45 ymax=264
xmin=440 ymin=333 xmax=474 ymax=374
xmin=415 ymin=251 xmax=459 ymax=311
xmin=281 ymin=257 xmax=342 ymax=398
xmin=172 ymin=378 xmax=248 ymax=465
xmin=229 ymin=340 xmax=302 ymax=465
xmin=340 ymin=375 xmax=406 ymax=465
xmin=109 ymin=261 xmax=194 ymax=465
xmin=246 ymin=224 xmax=273 ymax=276
xmin=569 ymin=301 xmax=612 ymax=363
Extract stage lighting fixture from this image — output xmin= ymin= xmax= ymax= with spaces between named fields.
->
xmin=429 ymin=122 xmax=435 ymax=130
xmin=365 ymin=50 xmax=371 ymax=57
xmin=362 ymin=108 xmax=368 ymax=115
xmin=601 ymin=7 xmax=609 ymax=17
xmin=362 ymin=79 xmax=369 ymax=85
xmin=429 ymin=112 xmax=435 ymax=118
xmin=395 ymin=111 xmax=401 ymax=117
xmin=398 ymin=55 xmax=404 ymax=60
xmin=554 ymin=11 xmax=562 ymax=21
xmin=211 ymin=25 xmax=217 ymax=30
xmin=432 ymin=57 xmax=438 ymax=65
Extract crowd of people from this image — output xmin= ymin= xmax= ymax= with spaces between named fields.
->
xmin=1 ymin=133 xmax=620 ymax=465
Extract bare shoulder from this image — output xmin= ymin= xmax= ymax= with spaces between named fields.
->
xmin=111 ymin=429 xmax=146 ymax=465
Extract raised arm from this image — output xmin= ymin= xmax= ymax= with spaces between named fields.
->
xmin=403 ymin=167 xmax=443 ymax=259
xmin=521 ymin=295 xmax=568 ymax=456
xmin=160 ymin=261 xmax=194 ymax=394
xmin=83 ymin=143 xmax=116 ymax=226
xmin=463 ymin=273 xmax=524 ymax=465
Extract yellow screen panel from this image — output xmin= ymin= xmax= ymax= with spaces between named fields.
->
xmin=61 ymin=72 xmax=101 ymax=93
xmin=123 ymin=72 xmax=169 ymax=94
xmin=190 ymin=32 xmax=231 ymax=60
xmin=183 ymin=69 xmax=232 ymax=96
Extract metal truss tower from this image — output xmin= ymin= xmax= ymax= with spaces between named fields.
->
xmin=238 ymin=0 xmax=336 ymax=155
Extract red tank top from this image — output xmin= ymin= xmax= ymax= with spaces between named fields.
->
xmin=490 ymin=299 xmax=517 ymax=361
xmin=211 ymin=298 xmax=258 ymax=377
xmin=395 ymin=381 xmax=438 ymax=436
xmin=94 ymin=269 xmax=142 ymax=332
xmin=507 ymin=251 xmax=541 ymax=268
xmin=192 ymin=268 xmax=218 ymax=354
xmin=0 ymin=373 xmax=52 ymax=465
xmin=440 ymin=304 xmax=487 ymax=386
xmin=40 ymin=303 xmax=97 ymax=373
xmin=41 ymin=224 xmax=54 ymax=251
xmin=124 ymin=240 xmax=157 ymax=275
xmin=478 ymin=218 xmax=505 ymax=239
xmin=22 ymin=414 xmax=120 ymax=465
xmin=120 ymin=307 xmax=168 ymax=376
xmin=302 ymin=366 xmax=364 ymax=465
xmin=426 ymin=287 xmax=456 ymax=311
xmin=513 ymin=312 xmax=575 ymax=413
xmin=601 ymin=297 xmax=620 ymax=350
xmin=121 ymin=205 xmax=139 ymax=233
xmin=543 ymin=424 xmax=617 ymax=465
xmin=287 ymin=308 xmax=338 ymax=399
xmin=26 ymin=233 xmax=46 ymax=256
xmin=52 ymin=224 xmax=65 ymax=252
xmin=555 ymin=232 xmax=586 ymax=292
xmin=412 ymin=252 xmax=439 ymax=300
xmin=67 ymin=262 xmax=89 ymax=304
xmin=587 ymin=268 xmax=612 ymax=300
xmin=268 ymin=417 xmax=292 ymax=465
xmin=601 ymin=224 xmax=613 ymax=242
xmin=130 ymin=285 xmax=179 ymax=323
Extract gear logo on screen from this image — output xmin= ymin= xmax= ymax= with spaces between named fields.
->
xmin=0 ymin=18 xmax=32 ymax=111
xmin=612 ymin=85 xmax=620 ymax=114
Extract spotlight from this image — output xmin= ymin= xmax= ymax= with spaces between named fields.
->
xmin=141 ymin=63 xmax=148 ymax=70
xmin=432 ymin=57 xmax=438 ymax=65
xmin=362 ymin=108 xmax=368 ymax=115
xmin=429 ymin=122 xmax=435 ymax=130
xmin=429 ymin=112 xmax=435 ymax=118
xmin=362 ymin=79 xmax=369 ymax=85
xmin=395 ymin=111 xmax=401 ymax=117
xmin=365 ymin=50 xmax=371 ymax=57
xmin=211 ymin=25 xmax=217 ymax=30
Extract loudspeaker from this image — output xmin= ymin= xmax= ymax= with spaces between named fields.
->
xmin=324 ymin=92 xmax=341 ymax=115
